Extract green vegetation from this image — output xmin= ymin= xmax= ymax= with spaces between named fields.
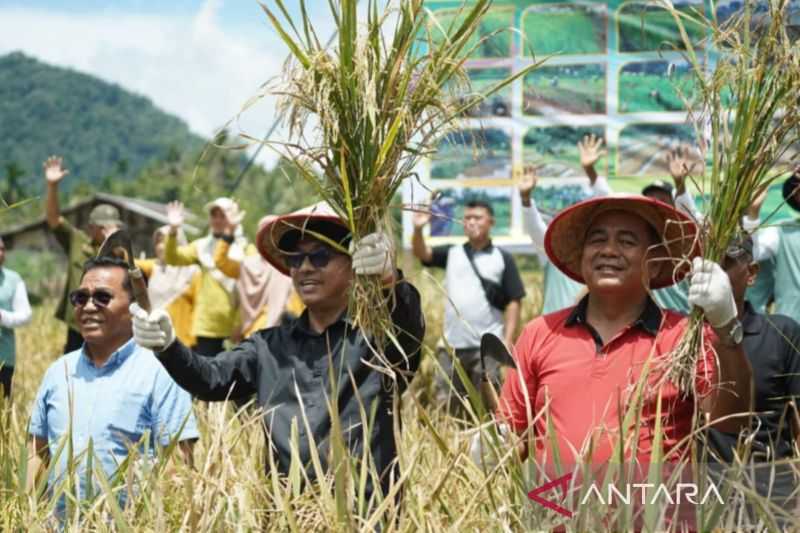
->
xmin=533 ymin=184 xmax=593 ymax=214
xmin=523 ymin=126 xmax=608 ymax=177
xmin=431 ymin=129 xmax=512 ymax=180
xmin=618 ymin=66 xmax=696 ymax=112
xmin=0 ymin=52 xmax=204 ymax=194
xmin=0 ymin=52 xmax=316 ymax=238
xmin=429 ymin=6 xmax=514 ymax=58
xmin=523 ymin=65 xmax=605 ymax=115
xmin=618 ymin=4 xmax=706 ymax=52
xmin=450 ymin=68 xmax=513 ymax=117
xmin=3 ymin=279 xmax=796 ymax=530
xmin=523 ymin=4 xmax=606 ymax=55
xmin=432 ymin=189 xmax=511 ymax=236
xmin=617 ymin=123 xmax=696 ymax=176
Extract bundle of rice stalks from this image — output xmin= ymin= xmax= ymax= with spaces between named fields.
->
xmin=662 ymin=0 xmax=800 ymax=393
xmin=257 ymin=0 xmax=539 ymax=353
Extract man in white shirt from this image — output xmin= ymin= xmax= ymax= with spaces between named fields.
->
xmin=413 ymin=200 xmax=525 ymax=409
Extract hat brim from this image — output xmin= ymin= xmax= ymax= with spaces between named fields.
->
xmin=257 ymin=212 xmax=349 ymax=276
xmin=544 ymin=195 xmax=700 ymax=290
xmin=783 ymin=175 xmax=800 ymax=212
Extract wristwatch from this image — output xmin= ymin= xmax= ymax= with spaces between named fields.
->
xmin=718 ymin=318 xmax=744 ymax=346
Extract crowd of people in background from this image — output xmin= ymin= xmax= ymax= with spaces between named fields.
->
xmin=3 ymin=143 xmax=800 ymax=524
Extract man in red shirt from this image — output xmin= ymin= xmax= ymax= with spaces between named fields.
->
xmin=495 ymin=195 xmax=752 ymax=468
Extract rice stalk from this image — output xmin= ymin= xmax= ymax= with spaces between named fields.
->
xmin=660 ymin=0 xmax=800 ymax=393
xmin=257 ymin=0 xmax=541 ymax=351
xmin=6 ymin=272 xmax=791 ymax=531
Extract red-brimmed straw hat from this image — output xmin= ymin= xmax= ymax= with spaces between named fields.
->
xmin=256 ymin=202 xmax=351 ymax=276
xmin=544 ymin=194 xmax=700 ymax=289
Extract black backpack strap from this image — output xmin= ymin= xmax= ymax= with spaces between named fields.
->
xmin=463 ymin=243 xmax=490 ymax=297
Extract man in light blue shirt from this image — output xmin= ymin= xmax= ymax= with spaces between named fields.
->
xmin=27 ymin=256 xmax=198 ymax=516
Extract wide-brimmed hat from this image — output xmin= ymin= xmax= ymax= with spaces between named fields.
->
xmin=782 ymin=173 xmax=800 ymax=212
xmin=544 ymin=194 xmax=700 ymax=289
xmin=256 ymin=202 xmax=351 ymax=275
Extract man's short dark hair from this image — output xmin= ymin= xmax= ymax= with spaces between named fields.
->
xmin=465 ymin=199 xmax=494 ymax=217
xmin=80 ymin=257 xmax=133 ymax=299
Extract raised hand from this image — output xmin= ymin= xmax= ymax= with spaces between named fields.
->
xmin=166 ymin=201 xmax=185 ymax=230
xmin=43 ymin=156 xmax=69 ymax=184
xmin=518 ymin=164 xmax=539 ymax=198
xmin=130 ymin=303 xmax=176 ymax=351
xmin=578 ymin=134 xmax=606 ymax=169
xmin=413 ymin=209 xmax=431 ymax=229
xmin=666 ymin=145 xmax=701 ymax=187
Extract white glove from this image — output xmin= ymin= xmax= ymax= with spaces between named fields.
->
xmin=350 ymin=232 xmax=395 ymax=279
xmin=469 ymin=423 xmax=510 ymax=470
xmin=688 ymin=257 xmax=737 ymax=328
xmin=130 ymin=303 xmax=176 ymax=351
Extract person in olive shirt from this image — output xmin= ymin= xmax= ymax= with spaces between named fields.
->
xmin=43 ymin=155 xmax=122 ymax=353
xmin=131 ymin=203 xmax=424 ymax=502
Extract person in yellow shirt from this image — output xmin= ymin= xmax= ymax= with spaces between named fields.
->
xmin=135 ymin=226 xmax=200 ymax=347
xmin=163 ymin=198 xmax=246 ymax=356
xmin=213 ymin=215 xmax=304 ymax=339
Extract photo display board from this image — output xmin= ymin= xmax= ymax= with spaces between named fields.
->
xmin=403 ymin=0 xmax=800 ymax=250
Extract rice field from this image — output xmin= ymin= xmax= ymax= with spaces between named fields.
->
xmin=1 ymin=257 xmax=798 ymax=531
xmin=523 ymin=65 xmax=606 ymax=115
xmin=0 ymin=259 xmax=549 ymax=531
xmin=617 ymin=3 xmax=707 ymax=53
xmin=522 ymin=3 xmax=607 ymax=56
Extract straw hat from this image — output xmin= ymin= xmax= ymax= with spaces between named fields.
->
xmin=544 ymin=194 xmax=700 ymax=289
xmin=256 ymin=202 xmax=351 ymax=275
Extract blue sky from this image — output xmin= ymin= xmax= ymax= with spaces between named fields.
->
xmin=0 ymin=0 xmax=336 ymax=166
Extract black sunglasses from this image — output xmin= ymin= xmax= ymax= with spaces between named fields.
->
xmin=69 ymin=289 xmax=114 ymax=308
xmin=284 ymin=247 xmax=338 ymax=269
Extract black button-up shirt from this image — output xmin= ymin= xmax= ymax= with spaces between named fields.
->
xmin=157 ymin=278 xmax=424 ymax=494
xmin=708 ymin=302 xmax=800 ymax=461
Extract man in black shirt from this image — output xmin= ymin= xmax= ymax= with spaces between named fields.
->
xmin=708 ymin=234 xmax=800 ymax=515
xmin=130 ymin=203 xmax=425 ymax=502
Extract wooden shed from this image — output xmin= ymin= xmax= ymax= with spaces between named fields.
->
xmin=0 ymin=192 xmax=202 ymax=256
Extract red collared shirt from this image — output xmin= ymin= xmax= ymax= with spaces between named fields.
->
xmin=498 ymin=296 xmax=716 ymax=467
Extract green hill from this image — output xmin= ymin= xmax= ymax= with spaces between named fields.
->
xmin=0 ymin=51 xmax=205 ymax=195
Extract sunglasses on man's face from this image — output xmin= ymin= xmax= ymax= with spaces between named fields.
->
xmin=284 ymin=247 xmax=338 ymax=270
xmin=69 ymin=289 xmax=115 ymax=308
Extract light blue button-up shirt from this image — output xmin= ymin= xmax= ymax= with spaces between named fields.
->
xmin=29 ymin=338 xmax=199 ymax=511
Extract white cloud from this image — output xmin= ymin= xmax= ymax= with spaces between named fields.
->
xmin=0 ymin=1 xmax=286 ymax=165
